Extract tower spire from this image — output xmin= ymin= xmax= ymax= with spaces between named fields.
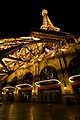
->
xmin=40 ymin=9 xmax=60 ymax=32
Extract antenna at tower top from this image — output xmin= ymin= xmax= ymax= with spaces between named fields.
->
xmin=40 ymin=9 xmax=60 ymax=32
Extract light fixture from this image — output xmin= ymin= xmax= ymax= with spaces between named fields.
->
xmin=64 ymin=86 xmax=67 ymax=90
xmin=15 ymin=83 xmax=33 ymax=89
xmin=64 ymin=81 xmax=67 ymax=90
xmin=32 ymin=89 xmax=34 ymax=93
xmin=38 ymin=58 xmax=42 ymax=61
xmin=69 ymin=74 xmax=80 ymax=82
xmin=2 ymin=86 xmax=15 ymax=90
xmin=35 ymin=79 xmax=61 ymax=87
xmin=13 ymin=91 xmax=16 ymax=94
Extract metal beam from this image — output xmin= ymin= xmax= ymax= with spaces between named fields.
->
xmin=0 ymin=60 xmax=10 ymax=72
xmin=0 ymin=43 xmax=24 ymax=59
xmin=5 ymin=56 xmax=23 ymax=61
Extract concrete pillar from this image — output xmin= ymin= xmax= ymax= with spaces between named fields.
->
xmin=61 ymin=78 xmax=76 ymax=104
xmin=2 ymin=90 xmax=7 ymax=101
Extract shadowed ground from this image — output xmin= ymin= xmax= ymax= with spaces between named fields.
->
xmin=0 ymin=102 xmax=80 ymax=120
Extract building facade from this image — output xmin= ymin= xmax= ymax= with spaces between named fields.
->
xmin=0 ymin=9 xmax=80 ymax=104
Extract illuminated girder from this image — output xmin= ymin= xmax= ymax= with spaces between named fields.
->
xmin=40 ymin=9 xmax=60 ymax=32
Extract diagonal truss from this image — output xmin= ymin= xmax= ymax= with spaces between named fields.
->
xmin=0 ymin=33 xmax=76 ymax=78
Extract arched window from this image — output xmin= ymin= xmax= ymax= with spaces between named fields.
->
xmin=22 ymin=72 xmax=33 ymax=84
xmin=40 ymin=66 xmax=58 ymax=80
xmin=68 ymin=56 xmax=80 ymax=76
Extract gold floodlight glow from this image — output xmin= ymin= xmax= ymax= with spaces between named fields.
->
xmin=20 ymin=36 xmax=40 ymax=40
xmin=32 ymin=37 xmax=40 ymax=41
xmin=20 ymin=36 xmax=32 ymax=39
xmin=69 ymin=74 xmax=80 ymax=82
xmin=35 ymin=79 xmax=61 ymax=87
xmin=2 ymin=58 xmax=15 ymax=61
xmin=0 ymin=41 xmax=3 ymax=43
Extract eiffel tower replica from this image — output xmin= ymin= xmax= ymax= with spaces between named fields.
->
xmin=30 ymin=9 xmax=74 ymax=41
xmin=40 ymin=9 xmax=60 ymax=32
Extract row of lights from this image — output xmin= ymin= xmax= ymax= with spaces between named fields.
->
xmin=2 ymin=74 xmax=79 ymax=93
xmin=2 ymin=79 xmax=61 ymax=93
xmin=2 ymin=83 xmax=33 ymax=91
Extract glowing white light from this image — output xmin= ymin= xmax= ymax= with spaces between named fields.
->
xmin=32 ymin=89 xmax=34 ymax=93
xmin=6 ymin=89 xmax=8 ymax=91
xmin=38 ymin=58 xmax=42 ymax=61
xmin=64 ymin=86 xmax=67 ymax=90
xmin=2 ymin=86 xmax=15 ymax=90
xmin=35 ymin=79 xmax=60 ymax=87
xmin=16 ymin=87 xmax=21 ymax=89
xmin=0 ymin=41 xmax=3 ymax=43
xmin=15 ymin=83 xmax=33 ymax=88
xmin=45 ymin=48 xmax=50 ymax=52
xmin=69 ymin=74 xmax=80 ymax=82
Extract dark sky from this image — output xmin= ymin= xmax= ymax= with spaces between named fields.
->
xmin=0 ymin=1 xmax=80 ymax=38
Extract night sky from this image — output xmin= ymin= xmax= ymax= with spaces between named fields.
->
xmin=0 ymin=1 xmax=80 ymax=38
